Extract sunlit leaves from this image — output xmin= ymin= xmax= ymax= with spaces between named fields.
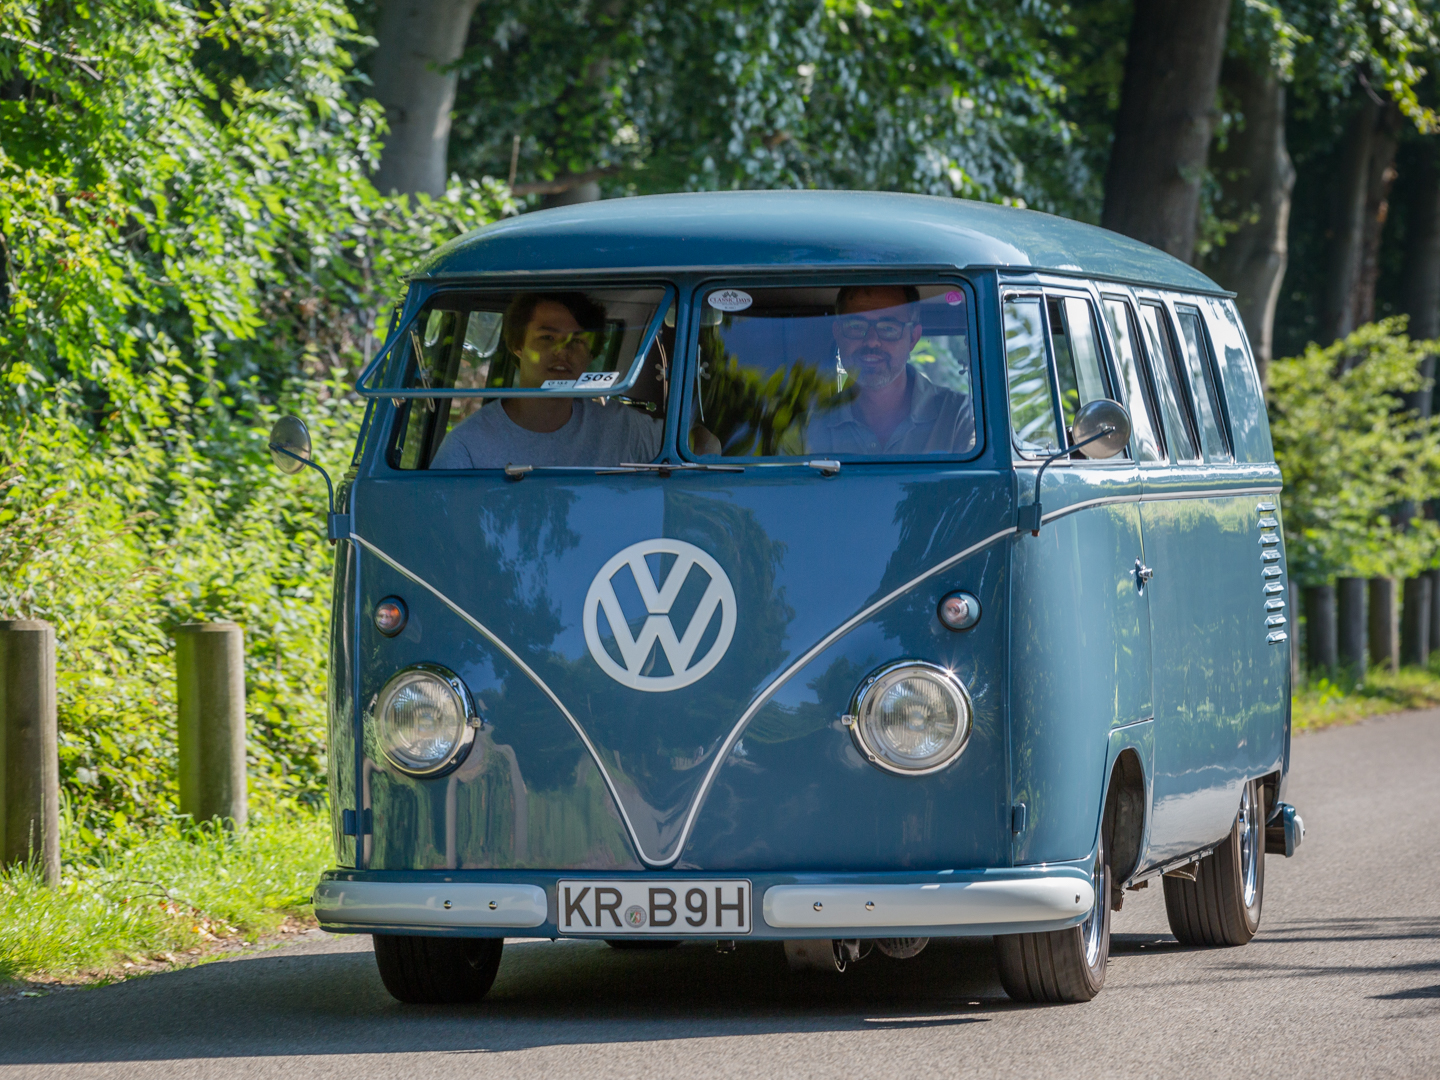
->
xmin=451 ymin=0 xmax=1075 ymax=202
xmin=1269 ymin=319 xmax=1440 ymax=582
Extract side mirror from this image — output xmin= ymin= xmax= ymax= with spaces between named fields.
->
xmin=1016 ymin=398 xmax=1134 ymax=537
xmin=268 ymin=416 xmax=312 ymax=475
xmin=1071 ymin=399 xmax=1131 ymax=460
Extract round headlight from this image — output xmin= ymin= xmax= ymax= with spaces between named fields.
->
xmin=375 ymin=665 xmax=476 ymax=776
xmin=848 ymin=662 xmax=972 ymax=775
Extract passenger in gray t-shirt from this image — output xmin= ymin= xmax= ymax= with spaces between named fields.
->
xmin=432 ymin=397 xmax=662 ymax=470
xmin=431 ymin=291 xmax=664 ymax=470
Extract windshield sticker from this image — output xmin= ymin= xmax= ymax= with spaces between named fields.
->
xmin=708 ymin=289 xmax=753 ymax=312
xmin=577 ymin=371 xmax=620 ymax=389
xmin=945 ymin=290 xmax=964 ymax=305
xmin=541 ymin=379 xmax=576 ymax=390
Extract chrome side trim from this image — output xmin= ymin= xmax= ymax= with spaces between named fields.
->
xmin=1040 ymin=493 xmax=1140 ymax=523
xmin=1038 ymin=486 xmax=1282 ymax=527
xmin=671 ymin=525 xmax=1018 ymax=866
xmin=315 ymin=879 xmax=547 ymax=928
xmin=763 ymin=879 xmax=1094 ymax=929
xmin=348 ymin=534 xmax=662 ymax=867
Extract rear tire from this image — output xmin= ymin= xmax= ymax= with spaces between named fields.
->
xmin=372 ymin=935 xmax=504 ymax=1004
xmin=1163 ymin=777 xmax=1265 ymax=946
xmin=995 ymin=826 xmax=1111 ymax=1003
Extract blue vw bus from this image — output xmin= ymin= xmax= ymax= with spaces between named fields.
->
xmin=272 ymin=192 xmax=1305 ymax=1004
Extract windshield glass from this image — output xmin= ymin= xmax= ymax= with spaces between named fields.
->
xmin=388 ymin=287 xmax=672 ymax=470
xmin=692 ymin=284 xmax=976 ymax=459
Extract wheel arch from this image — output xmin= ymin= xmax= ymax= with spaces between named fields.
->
xmin=1103 ymin=747 xmax=1147 ymax=910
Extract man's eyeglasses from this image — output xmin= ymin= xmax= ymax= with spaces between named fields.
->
xmin=836 ymin=316 xmax=916 ymax=342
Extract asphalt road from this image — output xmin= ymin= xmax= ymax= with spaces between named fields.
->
xmin=2 ymin=710 xmax=1437 ymax=1080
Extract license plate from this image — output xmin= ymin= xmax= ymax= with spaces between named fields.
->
xmin=557 ymin=879 xmax=752 ymax=935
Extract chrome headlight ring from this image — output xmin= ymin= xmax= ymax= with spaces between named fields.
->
xmin=374 ymin=663 xmax=480 ymax=777
xmin=845 ymin=660 xmax=973 ymax=777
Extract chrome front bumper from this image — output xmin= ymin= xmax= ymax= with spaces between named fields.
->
xmin=315 ymin=869 xmax=1095 ymax=938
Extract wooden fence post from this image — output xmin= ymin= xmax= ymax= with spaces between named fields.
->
xmin=1336 ymin=577 xmax=1368 ymax=673
xmin=0 ymin=620 xmax=60 ymax=885
xmin=1303 ymin=584 xmax=1337 ymax=675
xmin=175 ymin=622 xmax=247 ymax=830
xmin=1401 ymin=575 xmax=1432 ymax=668
xmin=1368 ymin=578 xmax=1399 ymax=673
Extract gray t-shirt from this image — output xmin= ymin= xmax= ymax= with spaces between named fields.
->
xmin=805 ymin=365 xmax=975 ymax=456
xmin=431 ymin=398 xmax=664 ymax=469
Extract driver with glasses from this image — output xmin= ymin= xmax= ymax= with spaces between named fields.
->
xmin=805 ymin=285 xmax=976 ymax=455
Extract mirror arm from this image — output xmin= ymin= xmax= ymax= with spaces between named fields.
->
xmin=1016 ymin=424 xmax=1116 ymax=537
xmin=268 ymin=443 xmax=350 ymax=542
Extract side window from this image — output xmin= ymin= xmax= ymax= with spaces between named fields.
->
xmin=1175 ymin=305 xmax=1232 ymax=461
xmin=1101 ymin=298 xmax=1164 ymax=462
xmin=1003 ymin=297 xmax=1061 ymax=455
xmin=1047 ymin=296 xmax=1113 ymax=439
xmin=1137 ymin=302 xmax=1199 ymax=463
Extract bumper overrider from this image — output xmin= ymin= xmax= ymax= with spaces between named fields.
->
xmin=314 ymin=866 xmax=1097 ymax=939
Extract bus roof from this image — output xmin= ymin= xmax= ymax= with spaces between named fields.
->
xmin=415 ymin=191 xmax=1226 ymax=295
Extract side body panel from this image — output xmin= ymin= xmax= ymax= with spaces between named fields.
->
xmin=1008 ymin=459 xmax=1152 ymax=866
xmin=1140 ymin=473 xmax=1283 ymax=862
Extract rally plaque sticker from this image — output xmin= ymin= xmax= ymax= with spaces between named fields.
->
xmin=558 ymin=880 xmax=752 ymax=935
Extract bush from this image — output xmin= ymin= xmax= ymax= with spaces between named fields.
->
xmin=1268 ymin=319 xmax=1440 ymax=585
xmin=0 ymin=1 xmax=513 ymax=845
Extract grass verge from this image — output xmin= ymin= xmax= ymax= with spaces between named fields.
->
xmin=0 ymin=812 xmax=331 ymax=986
xmin=1293 ymin=663 xmax=1440 ymax=731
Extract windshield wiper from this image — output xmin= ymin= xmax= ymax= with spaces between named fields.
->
xmin=602 ymin=462 xmax=745 ymax=475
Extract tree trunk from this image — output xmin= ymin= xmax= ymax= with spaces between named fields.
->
xmin=1354 ymin=105 xmax=1403 ymax=328
xmin=370 ymin=0 xmax=482 ymax=197
xmin=1200 ymin=57 xmax=1294 ymax=384
xmin=1402 ymin=148 xmax=1440 ymax=341
xmin=1324 ymin=102 xmax=1376 ymax=344
xmin=1101 ymin=0 xmax=1230 ymax=262
xmin=1401 ymin=147 xmax=1440 ymax=417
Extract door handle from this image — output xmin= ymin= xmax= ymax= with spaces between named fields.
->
xmin=1134 ymin=559 xmax=1154 ymax=590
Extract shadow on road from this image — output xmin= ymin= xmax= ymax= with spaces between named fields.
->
xmin=0 ymin=936 xmax=1020 ymax=1064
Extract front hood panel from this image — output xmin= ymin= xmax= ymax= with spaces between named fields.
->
xmin=358 ymin=469 xmax=1011 ymax=868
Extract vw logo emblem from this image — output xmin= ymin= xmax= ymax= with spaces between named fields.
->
xmin=583 ymin=539 xmax=737 ymax=692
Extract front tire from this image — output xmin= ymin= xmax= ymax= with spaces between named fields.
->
xmin=995 ymin=826 xmax=1111 ymax=1003
xmin=372 ymin=935 xmax=504 ymax=1004
xmin=1163 ymin=777 xmax=1265 ymax=946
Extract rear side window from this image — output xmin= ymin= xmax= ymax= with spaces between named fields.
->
xmin=1137 ymin=302 xmax=1200 ymax=463
xmin=1175 ymin=306 xmax=1232 ymax=462
xmin=1003 ymin=297 xmax=1060 ymax=455
xmin=1101 ymin=298 xmax=1164 ymax=462
xmin=1048 ymin=297 xmax=1113 ymax=437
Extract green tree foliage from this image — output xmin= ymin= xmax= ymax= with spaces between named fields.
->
xmin=1268 ymin=320 xmax=1440 ymax=585
xmin=451 ymin=0 xmax=1076 ymax=201
xmin=0 ymin=0 xmax=510 ymax=841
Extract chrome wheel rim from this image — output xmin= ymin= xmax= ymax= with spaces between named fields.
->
xmin=1082 ymin=835 xmax=1107 ymax=970
xmin=1239 ymin=781 xmax=1261 ymax=910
